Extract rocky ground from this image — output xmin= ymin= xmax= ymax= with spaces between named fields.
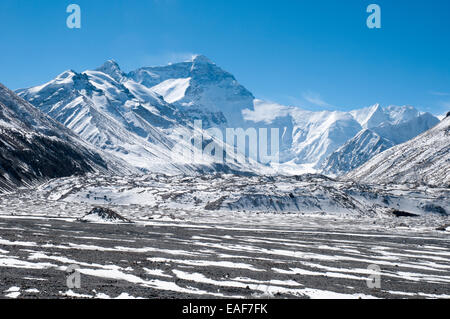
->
xmin=0 ymin=213 xmax=449 ymax=299
xmin=0 ymin=174 xmax=449 ymax=299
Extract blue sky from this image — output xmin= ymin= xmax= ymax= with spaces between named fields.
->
xmin=0 ymin=0 xmax=449 ymax=115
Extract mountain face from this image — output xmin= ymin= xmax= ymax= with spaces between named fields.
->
xmin=17 ymin=68 xmax=187 ymax=173
xmin=0 ymin=83 xmax=111 ymax=191
xmin=17 ymin=56 xmax=440 ymax=175
xmin=17 ymin=60 xmax=263 ymax=174
xmin=129 ymin=55 xmax=253 ymax=127
xmin=371 ymin=112 xmax=439 ymax=144
xmin=288 ymin=110 xmax=362 ymax=167
xmin=244 ymin=101 xmax=438 ymax=172
xmin=321 ymin=109 xmax=440 ymax=175
xmin=345 ymin=116 xmax=450 ymax=187
xmin=350 ymin=104 xmax=423 ymax=129
xmin=321 ymin=129 xmax=395 ymax=176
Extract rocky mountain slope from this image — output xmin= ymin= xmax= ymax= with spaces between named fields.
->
xmin=0 ymin=83 xmax=112 ymax=191
xmin=32 ymin=173 xmax=449 ymax=217
xmin=321 ymin=109 xmax=439 ymax=175
xmin=345 ymin=115 xmax=450 ymax=186
xmin=321 ymin=129 xmax=395 ymax=176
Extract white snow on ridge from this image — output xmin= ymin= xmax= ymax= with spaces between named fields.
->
xmin=16 ymin=64 xmax=266 ymax=175
xmin=243 ymin=100 xmax=438 ymax=174
xmin=14 ymin=56 xmax=441 ymax=178
xmin=150 ymin=78 xmax=191 ymax=103
xmin=346 ymin=116 xmax=450 ymax=186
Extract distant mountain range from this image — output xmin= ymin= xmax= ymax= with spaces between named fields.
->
xmin=321 ymin=105 xmax=439 ymax=175
xmin=346 ymin=114 xmax=450 ymax=186
xmin=0 ymin=55 xmax=443 ymax=187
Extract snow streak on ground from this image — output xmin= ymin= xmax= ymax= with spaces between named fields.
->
xmin=0 ymin=214 xmax=449 ymax=299
xmin=0 ymin=174 xmax=448 ymax=299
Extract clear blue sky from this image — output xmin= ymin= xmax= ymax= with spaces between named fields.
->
xmin=1 ymin=0 xmax=449 ymax=115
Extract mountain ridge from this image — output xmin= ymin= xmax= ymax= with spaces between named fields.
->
xmin=0 ymin=83 xmax=113 ymax=191
xmin=345 ymin=116 xmax=450 ymax=186
xmin=16 ymin=56 xmax=441 ymax=176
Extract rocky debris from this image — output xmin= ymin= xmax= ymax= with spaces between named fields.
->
xmin=391 ymin=210 xmax=419 ymax=218
xmin=205 ymin=196 xmax=227 ymax=211
xmin=78 ymin=207 xmax=132 ymax=223
xmin=421 ymin=204 xmax=447 ymax=216
xmin=436 ymin=224 xmax=450 ymax=231
xmin=31 ymin=173 xmax=450 ymax=217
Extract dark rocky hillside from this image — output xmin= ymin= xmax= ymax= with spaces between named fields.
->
xmin=0 ymin=83 xmax=108 ymax=191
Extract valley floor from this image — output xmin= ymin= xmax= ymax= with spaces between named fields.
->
xmin=0 ymin=212 xmax=449 ymax=299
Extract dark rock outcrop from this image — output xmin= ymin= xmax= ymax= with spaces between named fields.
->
xmin=79 ymin=207 xmax=132 ymax=223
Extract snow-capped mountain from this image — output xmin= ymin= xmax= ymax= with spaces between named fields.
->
xmin=288 ymin=109 xmax=362 ymax=168
xmin=345 ymin=115 xmax=450 ymax=186
xmin=17 ymin=55 xmax=440 ymax=175
xmin=18 ymin=69 xmax=178 ymax=173
xmin=0 ymin=83 xmax=112 ymax=191
xmin=350 ymin=104 xmax=423 ymax=129
xmin=371 ymin=112 xmax=439 ymax=144
xmin=321 ymin=129 xmax=395 ymax=176
xmin=322 ymin=109 xmax=439 ymax=175
xmin=129 ymin=55 xmax=253 ymax=127
xmin=17 ymin=60 xmax=264 ymax=174
xmin=350 ymin=104 xmax=390 ymax=129
xmin=129 ymin=57 xmax=369 ymax=171
xmin=245 ymin=101 xmax=438 ymax=172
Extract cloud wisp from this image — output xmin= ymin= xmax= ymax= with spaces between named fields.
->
xmin=302 ymin=91 xmax=334 ymax=109
xmin=429 ymin=91 xmax=450 ymax=97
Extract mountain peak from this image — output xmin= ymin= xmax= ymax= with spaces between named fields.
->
xmin=191 ymin=54 xmax=214 ymax=65
xmin=99 ymin=59 xmax=120 ymax=69
xmin=346 ymin=113 xmax=450 ymax=186
xmin=350 ymin=103 xmax=387 ymax=129
xmin=371 ymin=103 xmax=382 ymax=111
xmin=56 ymin=69 xmax=77 ymax=79
xmin=96 ymin=60 xmax=124 ymax=82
